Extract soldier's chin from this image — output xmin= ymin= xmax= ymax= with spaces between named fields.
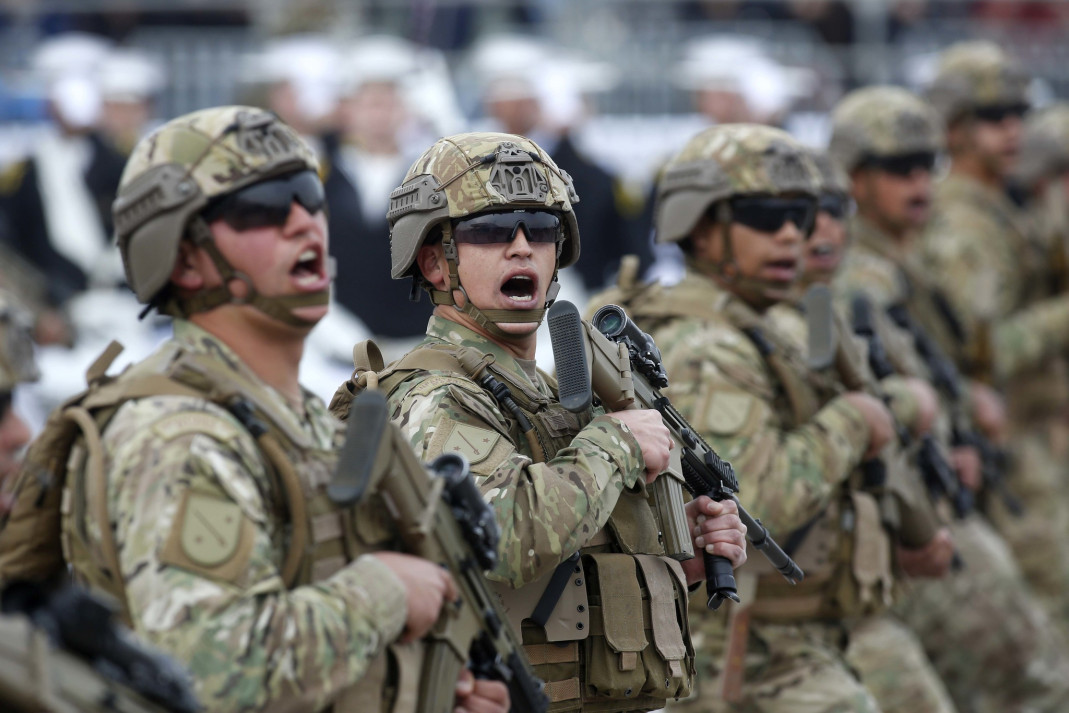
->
xmin=291 ymin=303 xmax=330 ymax=326
xmin=494 ymin=320 xmax=541 ymax=337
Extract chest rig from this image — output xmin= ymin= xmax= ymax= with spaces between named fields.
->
xmin=719 ymin=298 xmax=896 ymax=622
xmin=0 ymin=338 xmax=414 ymax=713
xmin=331 ymin=339 xmax=695 ymax=713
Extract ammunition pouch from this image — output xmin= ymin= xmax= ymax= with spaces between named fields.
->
xmin=749 ymin=492 xmax=893 ymax=623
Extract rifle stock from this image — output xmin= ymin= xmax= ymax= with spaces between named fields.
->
xmin=330 ymin=391 xmax=548 ymax=713
xmin=548 ymin=301 xmax=803 ymax=610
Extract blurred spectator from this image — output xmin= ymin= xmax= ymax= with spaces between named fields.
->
xmin=674 ymin=35 xmax=816 ymax=126
xmin=470 ymin=35 xmax=645 ymax=291
xmin=98 ymin=48 xmax=166 ymax=155
xmin=788 ymin=1 xmax=855 ymax=46
xmin=0 ymin=33 xmax=126 ymax=324
xmin=331 ymin=35 xmax=432 ymax=344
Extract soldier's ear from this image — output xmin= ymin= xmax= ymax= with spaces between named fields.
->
xmin=170 ymin=240 xmax=207 ymax=291
xmin=416 ymin=242 xmax=448 ymax=291
xmin=690 ymin=216 xmax=722 ymax=262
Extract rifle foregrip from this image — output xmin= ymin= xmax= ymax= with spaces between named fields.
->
xmin=703 ymin=551 xmax=739 ymax=610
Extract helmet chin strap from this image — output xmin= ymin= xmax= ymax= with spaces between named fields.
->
xmin=426 ymin=223 xmax=560 ymax=340
xmin=168 ymin=217 xmax=330 ymax=328
xmin=691 ymin=202 xmax=797 ymax=311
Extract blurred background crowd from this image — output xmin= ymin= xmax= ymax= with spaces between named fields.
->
xmin=1 ymin=0 xmax=1066 ymax=429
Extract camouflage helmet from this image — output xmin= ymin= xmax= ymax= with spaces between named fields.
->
xmin=112 ymin=106 xmax=319 ymax=305
xmin=0 ymin=291 xmax=39 ymax=393
xmin=1016 ymin=103 xmax=1069 ymax=189
xmin=388 ymin=132 xmax=580 ymax=280
xmin=809 ymin=149 xmax=850 ymax=199
xmin=926 ymin=41 xmax=1029 ymax=125
xmin=828 ymin=86 xmax=943 ymax=174
xmin=655 ymin=123 xmax=820 ymax=243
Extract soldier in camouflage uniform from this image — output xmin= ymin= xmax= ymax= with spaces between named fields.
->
xmin=817 ymin=95 xmax=1069 ymax=711
xmin=331 ymin=131 xmax=749 ymax=713
xmin=600 ymin=122 xmax=935 ymax=713
xmin=0 ymin=107 xmax=509 ymax=713
xmin=0 ymin=291 xmax=38 ymax=517
xmin=921 ymin=42 xmax=1069 ymax=624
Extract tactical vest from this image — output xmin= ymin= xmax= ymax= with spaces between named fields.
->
xmin=331 ymin=340 xmax=695 ymax=713
xmin=613 ymin=279 xmax=895 ymax=623
xmin=0 ymin=339 xmax=416 ymax=713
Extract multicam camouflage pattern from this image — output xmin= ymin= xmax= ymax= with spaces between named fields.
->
xmin=1016 ymin=102 xmax=1069 ymax=188
xmin=65 ymin=320 xmax=408 ymax=713
xmin=829 ymin=87 xmax=944 ymax=173
xmin=895 ymin=515 xmax=1069 ymax=713
xmin=670 ymin=619 xmax=881 ymax=713
xmin=655 ymin=124 xmax=821 ymax=243
xmin=924 ymin=170 xmax=1069 ymax=624
xmin=0 ymin=290 xmax=39 ymax=392
xmin=388 ymin=132 xmax=580 ymax=280
xmin=113 ymin=106 xmax=319 ymax=302
xmin=834 ymin=215 xmax=1069 ymax=713
xmin=386 ymin=315 xmax=644 ymax=587
xmin=810 ymin=149 xmax=851 ymax=198
xmin=641 ymin=272 xmax=869 ymax=532
xmin=926 ymin=41 xmax=1030 ymax=125
xmin=922 ymin=174 xmax=1069 ymax=380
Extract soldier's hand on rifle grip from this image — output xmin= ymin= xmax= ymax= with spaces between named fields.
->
xmin=373 ymin=552 xmax=459 ymax=643
xmin=454 ymin=668 xmax=510 ymax=713
xmin=842 ymin=392 xmax=895 ymax=459
xmin=680 ymin=496 xmax=748 ymax=584
xmin=607 ymin=409 xmax=672 ymax=482
xmin=951 ymin=445 xmax=983 ymax=492
xmin=970 ymin=382 xmax=1007 ymax=443
xmin=896 ymin=527 xmax=955 ymax=579
xmin=902 ymin=377 xmax=939 ymax=437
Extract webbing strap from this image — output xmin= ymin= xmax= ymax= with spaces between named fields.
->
xmin=64 ymin=406 xmax=133 ymax=628
xmin=525 ymin=642 xmax=579 ymax=666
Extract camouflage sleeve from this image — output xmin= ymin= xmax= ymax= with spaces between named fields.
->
xmin=98 ymin=397 xmax=407 ymax=713
xmin=389 ymin=376 xmax=645 ymax=588
xmin=659 ymin=324 xmax=872 ymax=532
xmin=992 ymin=293 xmax=1069 ymax=379
xmin=880 ymin=375 xmax=921 ymax=433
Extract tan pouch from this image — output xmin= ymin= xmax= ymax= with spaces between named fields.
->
xmin=582 ymin=553 xmax=649 ymax=699
xmin=635 ymin=555 xmax=693 ymax=699
xmin=848 ymin=491 xmax=894 ymax=611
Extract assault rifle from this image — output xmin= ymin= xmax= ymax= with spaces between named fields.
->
xmin=851 ymin=295 xmax=974 ymax=519
xmin=547 ymin=301 xmax=804 ymax=611
xmin=885 ymin=304 xmax=1023 ymax=516
xmin=329 ymin=390 xmax=548 ymax=713
xmin=0 ymin=581 xmax=201 ymax=713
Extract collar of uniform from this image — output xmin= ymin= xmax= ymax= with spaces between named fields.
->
xmin=172 ymin=319 xmax=336 ymax=444
xmin=423 ymin=314 xmax=545 ymax=391
xmin=849 ymin=214 xmax=908 ymax=264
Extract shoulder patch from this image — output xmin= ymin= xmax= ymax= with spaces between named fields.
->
xmin=428 ymin=420 xmax=514 ymax=476
xmin=703 ymin=391 xmax=755 ymax=435
xmin=442 ymin=424 xmax=501 ymax=466
xmin=160 ymin=489 xmax=254 ymax=583
xmin=153 ymin=411 xmax=241 ymax=444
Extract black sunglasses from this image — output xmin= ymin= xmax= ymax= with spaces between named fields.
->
xmin=973 ymin=103 xmax=1029 ymax=123
xmin=201 ymin=170 xmax=325 ymax=231
xmin=727 ymin=196 xmax=817 ymax=237
xmin=452 ymin=210 xmax=563 ymax=245
xmin=859 ymin=152 xmax=937 ymax=178
xmin=818 ymin=194 xmax=853 ymax=220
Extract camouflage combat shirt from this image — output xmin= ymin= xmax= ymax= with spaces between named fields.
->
xmin=922 ymin=173 xmax=1069 ymax=383
xmin=66 ymin=320 xmax=408 ymax=713
xmin=386 ymin=315 xmax=646 ymax=588
xmin=643 ymin=270 xmax=871 ymax=533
